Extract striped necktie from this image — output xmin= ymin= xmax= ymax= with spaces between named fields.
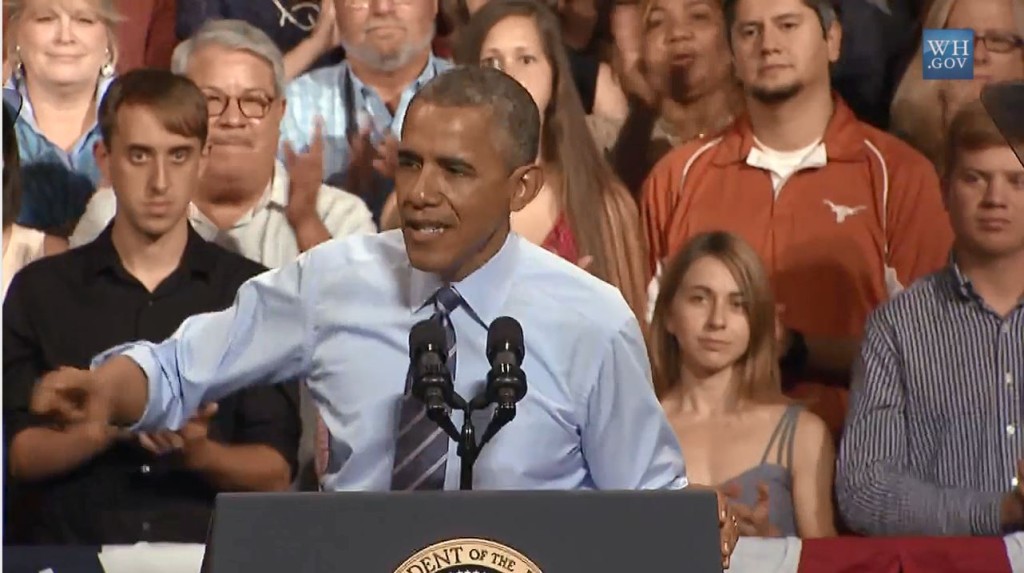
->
xmin=391 ymin=286 xmax=463 ymax=491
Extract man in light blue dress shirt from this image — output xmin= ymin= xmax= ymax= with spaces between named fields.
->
xmin=35 ymin=64 xmax=685 ymax=492
xmin=33 ymin=65 xmax=742 ymax=565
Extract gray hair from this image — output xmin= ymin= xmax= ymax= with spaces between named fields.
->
xmin=407 ymin=66 xmax=541 ymax=171
xmin=171 ymin=19 xmax=286 ymax=96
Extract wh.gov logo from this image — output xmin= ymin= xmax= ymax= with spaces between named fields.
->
xmin=923 ymin=28 xmax=974 ymax=80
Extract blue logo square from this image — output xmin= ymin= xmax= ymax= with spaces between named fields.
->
xmin=923 ymin=28 xmax=974 ymax=80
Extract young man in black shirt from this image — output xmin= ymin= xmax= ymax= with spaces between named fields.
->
xmin=2 ymin=69 xmax=301 ymax=545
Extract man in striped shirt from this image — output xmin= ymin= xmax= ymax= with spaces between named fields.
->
xmin=837 ymin=99 xmax=1024 ymax=536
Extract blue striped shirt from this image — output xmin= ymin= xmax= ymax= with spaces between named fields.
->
xmin=278 ymin=56 xmax=452 ymax=222
xmin=837 ymin=262 xmax=1024 ymax=536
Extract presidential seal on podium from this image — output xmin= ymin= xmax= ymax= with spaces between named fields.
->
xmin=394 ymin=538 xmax=544 ymax=573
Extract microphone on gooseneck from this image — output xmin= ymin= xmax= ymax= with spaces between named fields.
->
xmin=408 ymin=319 xmax=456 ymax=412
xmin=484 ymin=316 xmax=528 ymax=407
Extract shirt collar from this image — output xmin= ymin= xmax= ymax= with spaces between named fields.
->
xmin=713 ymin=95 xmax=868 ymax=167
xmin=947 ymin=254 xmax=974 ymax=300
xmin=347 ymin=53 xmax=444 ymax=101
xmin=946 ymin=253 xmax=1024 ymax=307
xmin=189 ymin=161 xmax=286 ymax=228
xmin=407 ymin=232 xmax=520 ymax=328
xmin=83 ymin=221 xmax=218 ymax=282
xmin=7 ymin=74 xmax=115 ymax=134
xmin=745 ymin=137 xmax=828 ymax=172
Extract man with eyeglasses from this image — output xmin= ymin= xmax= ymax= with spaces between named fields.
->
xmin=71 ymin=20 xmax=375 ymax=490
xmin=72 ymin=20 xmax=375 ymax=265
xmin=279 ymin=0 xmax=451 ymax=225
xmin=939 ymin=28 xmax=1024 ymax=137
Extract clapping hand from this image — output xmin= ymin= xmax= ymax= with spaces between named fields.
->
xmin=137 ymin=403 xmax=218 ymax=457
xmin=716 ymin=488 xmax=740 ymax=569
xmin=722 ymin=481 xmax=782 ymax=538
xmin=31 ymin=367 xmax=111 ymax=426
xmin=283 ymin=117 xmax=326 ymax=226
xmin=345 ymin=124 xmax=398 ymax=198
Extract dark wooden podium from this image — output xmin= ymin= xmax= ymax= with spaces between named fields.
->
xmin=202 ymin=489 xmax=723 ymax=572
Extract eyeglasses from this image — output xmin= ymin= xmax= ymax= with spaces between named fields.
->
xmin=341 ymin=0 xmax=415 ymax=9
xmin=977 ymin=32 xmax=1024 ymax=54
xmin=204 ymin=92 xmax=276 ymax=120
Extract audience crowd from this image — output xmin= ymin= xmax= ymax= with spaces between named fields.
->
xmin=2 ymin=0 xmax=1023 ymax=548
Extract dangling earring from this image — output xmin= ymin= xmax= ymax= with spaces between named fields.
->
xmin=100 ymin=49 xmax=114 ymax=78
xmin=12 ymin=45 xmax=24 ymax=79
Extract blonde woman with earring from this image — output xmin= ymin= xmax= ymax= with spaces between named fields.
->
xmin=4 ymin=0 xmax=121 ymax=235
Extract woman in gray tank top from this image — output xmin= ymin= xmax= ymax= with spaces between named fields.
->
xmin=649 ymin=231 xmax=837 ymax=538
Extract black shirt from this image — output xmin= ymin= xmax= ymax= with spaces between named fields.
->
xmin=2 ymin=224 xmax=301 ymax=545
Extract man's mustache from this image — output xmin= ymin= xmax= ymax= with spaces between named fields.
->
xmin=364 ymin=20 xmax=406 ymax=32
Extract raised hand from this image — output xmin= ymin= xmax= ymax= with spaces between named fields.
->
xmin=345 ymin=125 xmax=398 ymax=198
xmin=283 ymin=117 xmax=326 ymax=226
xmin=313 ymin=0 xmax=341 ymax=48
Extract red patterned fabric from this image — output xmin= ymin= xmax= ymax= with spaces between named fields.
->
xmin=540 ymin=213 xmax=580 ymax=264
xmin=798 ymin=537 xmax=1011 ymax=573
xmin=433 ymin=36 xmax=453 ymax=59
xmin=899 ymin=536 xmax=1011 ymax=573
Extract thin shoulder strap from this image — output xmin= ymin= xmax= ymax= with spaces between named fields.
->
xmin=774 ymin=405 xmax=802 ymax=469
xmin=758 ymin=406 xmax=791 ymax=465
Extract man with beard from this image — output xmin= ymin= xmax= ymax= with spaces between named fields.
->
xmin=280 ymin=0 xmax=452 ymax=224
xmin=639 ymin=0 xmax=952 ymax=437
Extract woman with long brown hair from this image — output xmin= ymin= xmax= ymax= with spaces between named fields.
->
xmin=453 ymin=0 xmax=648 ymax=321
xmin=651 ymin=231 xmax=835 ymax=538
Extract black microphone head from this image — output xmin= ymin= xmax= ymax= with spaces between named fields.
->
xmin=409 ymin=319 xmax=448 ymax=359
xmin=486 ymin=316 xmax=524 ymax=363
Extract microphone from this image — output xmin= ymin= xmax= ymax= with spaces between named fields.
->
xmin=408 ymin=319 xmax=456 ymax=411
xmin=484 ymin=316 xmax=528 ymax=406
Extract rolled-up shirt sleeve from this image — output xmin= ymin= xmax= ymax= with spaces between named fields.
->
xmin=580 ymin=315 xmax=688 ymax=491
xmin=836 ymin=311 xmax=1004 ymax=536
xmin=92 ymin=251 xmax=320 ymax=433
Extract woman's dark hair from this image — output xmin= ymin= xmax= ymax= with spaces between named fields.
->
xmin=3 ymin=103 xmax=22 ymax=228
xmin=455 ymin=0 xmax=649 ymax=322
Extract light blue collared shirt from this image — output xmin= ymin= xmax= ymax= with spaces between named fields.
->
xmin=96 ymin=230 xmax=688 ymax=492
xmin=278 ymin=56 xmax=452 ymax=222
xmin=7 ymin=76 xmax=111 ymax=230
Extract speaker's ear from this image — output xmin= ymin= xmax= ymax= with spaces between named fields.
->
xmin=509 ymin=163 xmax=544 ymax=212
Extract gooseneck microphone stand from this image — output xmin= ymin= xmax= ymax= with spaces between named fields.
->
xmin=408 ymin=317 xmax=529 ymax=490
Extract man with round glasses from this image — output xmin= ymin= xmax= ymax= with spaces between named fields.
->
xmin=71 ymin=19 xmax=375 ymax=270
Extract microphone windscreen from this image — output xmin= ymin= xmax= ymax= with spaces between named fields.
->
xmin=409 ymin=319 xmax=447 ymax=358
xmin=486 ymin=316 xmax=524 ymax=361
